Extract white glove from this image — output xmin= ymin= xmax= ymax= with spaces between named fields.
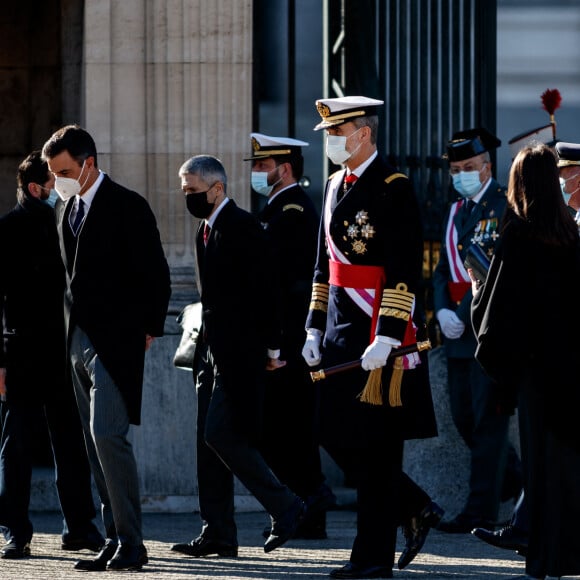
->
xmin=361 ymin=335 xmax=393 ymax=371
xmin=437 ymin=308 xmax=465 ymax=340
xmin=302 ymin=329 xmax=322 ymax=367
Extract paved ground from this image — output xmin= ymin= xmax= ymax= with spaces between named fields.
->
xmin=0 ymin=507 xmax=550 ymax=580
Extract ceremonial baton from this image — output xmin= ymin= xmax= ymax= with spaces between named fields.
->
xmin=309 ymin=339 xmax=432 ymax=382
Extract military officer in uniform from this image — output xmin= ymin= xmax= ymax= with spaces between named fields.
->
xmin=302 ymin=96 xmax=443 ymax=579
xmin=556 ymin=141 xmax=580 ymax=222
xmin=245 ymin=133 xmax=335 ymax=540
xmin=433 ymin=129 xmax=522 ymax=533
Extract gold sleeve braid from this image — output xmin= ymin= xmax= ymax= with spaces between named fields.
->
xmin=309 ymin=282 xmax=329 ymax=312
xmin=379 ymin=282 xmax=414 ymax=321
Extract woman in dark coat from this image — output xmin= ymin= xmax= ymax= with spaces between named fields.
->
xmin=471 ymin=143 xmax=580 ymax=579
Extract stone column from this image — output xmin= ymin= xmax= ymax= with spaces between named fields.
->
xmin=81 ymin=0 xmax=254 ymax=510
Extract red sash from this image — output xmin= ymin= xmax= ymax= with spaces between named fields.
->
xmin=447 ymin=281 xmax=471 ymax=304
xmin=329 ymin=260 xmax=415 ymax=346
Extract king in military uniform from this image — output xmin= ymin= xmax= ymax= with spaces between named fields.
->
xmin=302 ymin=96 xmax=442 ymax=579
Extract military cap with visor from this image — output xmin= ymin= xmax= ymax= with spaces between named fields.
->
xmin=244 ymin=133 xmax=308 ymax=161
xmin=556 ymin=141 xmax=580 ymax=168
xmin=443 ymin=127 xmax=501 ymax=162
xmin=313 ymin=96 xmax=384 ymax=131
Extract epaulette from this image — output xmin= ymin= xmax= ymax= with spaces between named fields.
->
xmin=385 ymin=172 xmax=408 ymax=184
xmin=283 ymin=203 xmax=304 ymax=212
xmin=328 ymin=170 xmax=342 ymax=181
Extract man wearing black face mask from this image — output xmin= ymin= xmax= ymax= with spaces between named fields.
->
xmin=171 ymin=154 xmax=307 ymax=559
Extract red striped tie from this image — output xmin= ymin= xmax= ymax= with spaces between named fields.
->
xmin=203 ymin=223 xmax=211 ymax=246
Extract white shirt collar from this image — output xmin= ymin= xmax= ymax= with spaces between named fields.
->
xmin=206 ymin=197 xmax=230 ymax=228
xmin=77 ymin=170 xmax=105 ymax=210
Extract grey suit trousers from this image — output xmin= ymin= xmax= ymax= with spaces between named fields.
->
xmin=70 ymin=326 xmax=142 ymax=546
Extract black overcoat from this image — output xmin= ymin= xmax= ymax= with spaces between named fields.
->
xmin=0 ymin=196 xmax=67 ymax=403
xmin=55 ymin=174 xmax=171 ymax=425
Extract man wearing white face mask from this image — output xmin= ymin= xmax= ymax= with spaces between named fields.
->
xmin=244 ymin=133 xmax=335 ymax=540
xmin=433 ymin=128 xmax=522 ymax=534
xmin=41 ymin=125 xmax=171 ymax=572
xmin=302 ymin=96 xmax=442 ymax=579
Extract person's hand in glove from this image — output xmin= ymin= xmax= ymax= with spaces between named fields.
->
xmin=361 ymin=335 xmax=395 ymax=371
xmin=302 ymin=329 xmax=322 ymax=367
xmin=436 ymin=308 xmax=465 ymax=339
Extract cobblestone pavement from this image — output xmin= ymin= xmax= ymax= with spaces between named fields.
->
xmin=0 ymin=508 xmax=556 ymax=580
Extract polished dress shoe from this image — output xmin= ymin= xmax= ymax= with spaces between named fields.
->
xmin=0 ymin=540 xmax=31 ymax=559
xmin=74 ymin=539 xmax=118 ymax=571
xmin=62 ymin=529 xmax=105 ymax=552
xmin=437 ymin=513 xmax=492 ymax=534
xmin=264 ymin=497 xmax=307 ymax=553
xmin=329 ymin=562 xmax=393 ymax=579
xmin=171 ymin=535 xmax=238 ymax=557
xmin=472 ymin=523 xmax=528 ymax=555
xmin=306 ymin=483 xmax=337 ymax=514
xmin=398 ymin=500 xmax=444 ymax=569
xmin=106 ymin=543 xmax=148 ymax=571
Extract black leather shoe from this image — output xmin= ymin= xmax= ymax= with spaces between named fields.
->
xmin=437 ymin=513 xmax=492 ymax=534
xmin=329 ymin=562 xmax=393 ymax=579
xmin=171 ymin=536 xmax=238 ymax=557
xmin=74 ymin=539 xmax=118 ymax=571
xmin=398 ymin=500 xmax=444 ymax=569
xmin=0 ymin=540 xmax=31 ymax=559
xmin=263 ymin=509 xmax=327 ymax=540
xmin=264 ymin=497 xmax=307 ymax=553
xmin=106 ymin=543 xmax=148 ymax=571
xmin=62 ymin=530 xmax=105 ymax=552
xmin=472 ymin=524 xmax=528 ymax=555
xmin=306 ymin=483 xmax=337 ymax=514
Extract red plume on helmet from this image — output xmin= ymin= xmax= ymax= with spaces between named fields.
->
xmin=541 ymin=88 xmax=562 ymax=139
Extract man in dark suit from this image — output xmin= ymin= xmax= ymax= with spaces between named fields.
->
xmin=170 ymin=154 xmax=306 ymax=559
xmin=245 ymin=133 xmax=336 ymax=540
xmin=302 ymin=96 xmax=443 ymax=579
xmin=0 ymin=151 xmax=104 ymax=559
xmin=433 ymin=129 xmax=522 ymax=533
xmin=41 ymin=125 xmax=171 ymax=572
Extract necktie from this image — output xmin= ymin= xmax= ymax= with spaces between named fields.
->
xmin=203 ymin=223 xmax=211 ymax=246
xmin=72 ymin=199 xmax=85 ymax=236
xmin=339 ymin=173 xmax=358 ymax=202
xmin=461 ymin=199 xmax=476 ymax=227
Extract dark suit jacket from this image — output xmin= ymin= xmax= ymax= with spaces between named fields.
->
xmin=195 ymin=199 xmax=274 ymax=431
xmin=0 ymin=196 xmax=67 ymax=403
xmin=55 ymin=174 xmax=171 ymax=424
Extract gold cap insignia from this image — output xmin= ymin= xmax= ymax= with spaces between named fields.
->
xmin=317 ymin=102 xmax=331 ymax=118
xmin=251 ymin=137 xmax=261 ymax=152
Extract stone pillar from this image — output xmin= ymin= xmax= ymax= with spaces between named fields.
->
xmin=81 ymin=0 xmax=255 ymax=510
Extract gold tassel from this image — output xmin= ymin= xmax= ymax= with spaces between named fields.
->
xmin=359 ymin=368 xmax=383 ymax=405
xmin=388 ymin=357 xmax=404 ymax=407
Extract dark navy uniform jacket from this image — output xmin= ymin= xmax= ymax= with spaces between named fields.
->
xmin=305 ymin=155 xmax=437 ymax=447
xmin=433 ymin=179 xmax=506 ymax=359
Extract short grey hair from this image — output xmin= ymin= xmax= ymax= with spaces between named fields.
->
xmin=179 ymin=155 xmax=228 ymax=191
xmin=353 ymin=115 xmax=379 ymax=145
